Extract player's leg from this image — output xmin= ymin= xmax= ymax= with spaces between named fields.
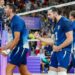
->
xmin=7 ymin=46 xmax=21 ymax=75
xmin=41 ymin=61 xmax=45 ymax=72
xmin=58 ymin=67 xmax=67 ymax=75
xmin=57 ymin=50 xmax=70 ymax=75
xmin=6 ymin=63 xmax=16 ymax=75
xmin=67 ymin=59 xmax=73 ymax=73
xmin=48 ymin=52 xmax=58 ymax=75
xmin=72 ymin=51 xmax=75 ymax=68
xmin=19 ymin=48 xmax=31 ymax=75
xmin=19 ymin=64 xmax=31 ymax=75
xmin=48 ymin=67 xmax=58 ymax=75
xmin=71 ymin=52 xmax=75 ymax=73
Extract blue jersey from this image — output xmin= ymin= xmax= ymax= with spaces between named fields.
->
xmin=44 ymin=45 xmax=52 ymax=54
xmin=8 ymin=15 xmax=29 ymax=66
xmin=71 ymin=21 xmax=75 ymax=52
xmin=10 ymin=15 xmax=28 ymax=47
xmin=72 ymin=21 xmax=75 ymax=42
xmin=54 ymin=16 xmax=72 ymax=52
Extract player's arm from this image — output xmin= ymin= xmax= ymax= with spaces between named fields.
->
xmin=7 ymin=21 xmax=23 ymax=50
xmin=58 ymin=31 xmax=73 ymax=49
xmin=0 ymin=20 xmax=23 ymax=55
xmin=38 ymin=37 xmax=54 ymax=46
xmin=58 ymin=21 xmax=73 ymax=49
xmin=1 ymin=41 xmax=12 ymax=49
xmin=34 ymin=32 xmax=54 ymax=46
xmin=5 ymin=32 xmax=20 ymax=50
xmin=0 ymin=32 xmax=20 ymax=55
xmin=53 ymin=21 xmax=73 ymax=52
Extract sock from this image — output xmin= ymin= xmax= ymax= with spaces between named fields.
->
xmin=58 ymin=71 xmax=67 ymax=75
xmin=48 ymin=71 xmax=57 ymax=75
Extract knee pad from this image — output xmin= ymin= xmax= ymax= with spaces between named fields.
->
xmin=48 ymin=71 xmax=57 ymax=75
xmin=58 ymin=71 xmax=67 ymax=75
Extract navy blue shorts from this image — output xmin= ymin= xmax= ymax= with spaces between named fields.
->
xmin=8 ymin=46 xmax=28 ymax=66
xmin=72 ymin=52 xmax=75 ymax=67
xmin=50 ymin=49 xmax=71 ymax=69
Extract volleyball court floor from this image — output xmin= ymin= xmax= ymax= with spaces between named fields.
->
xmin=14 ymin=73 xmax=75 ymax=75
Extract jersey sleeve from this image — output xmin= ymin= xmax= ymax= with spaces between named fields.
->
xmin=62 ymin=20 xmax=73 ymax=33
xmin=72 ymin=22 xmax=75 ymax=31
xmin=13 ymin=21 xmax=23 ymax=32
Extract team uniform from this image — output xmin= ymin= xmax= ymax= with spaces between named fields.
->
xmin=67 ymin=20 xmax=75 ymax=72
xmin=8 ymin=15 xmax=29 ymax=66
xmin=44 ymin=45 xmax=52 ymax=56
xmin=71 ymin=21 xmax=75 ymax=66
xmin=50 ymin=16 xmax=73 ymax=69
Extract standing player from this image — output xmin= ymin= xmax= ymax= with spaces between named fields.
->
xmin=34 ymin=7 xmax=73 ymax=75
xmin=0 ymin=3 xmax=31 ymax=75
xmin=67 ymin=10 xmax=75 ymax=72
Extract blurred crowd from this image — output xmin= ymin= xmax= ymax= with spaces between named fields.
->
xmin=0 ymin=0 xmax=74 ymax=13
xmin=0 ymin=0 xmax=75 ymax=73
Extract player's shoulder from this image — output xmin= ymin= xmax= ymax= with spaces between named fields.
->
xmin=62 ymin=16 xmax=70 ymax=22
xmin=14 ymin=15 xmax=25 ymax=24
xmin=72 ymin=21 xmax=75 ymax=24
xmin=61 ymin=16 xmax=71 ymax=25
xmin=15 ymin=15 xmax=24 ymax=22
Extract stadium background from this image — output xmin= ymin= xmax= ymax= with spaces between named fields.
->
xmin=0 ymin=0 xmax=75 ymax=75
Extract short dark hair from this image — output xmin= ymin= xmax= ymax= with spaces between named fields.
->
xmin=6 ymin=3 xmax=17 ymax=13
xmin=70 ymin=11 xmax=75 ymax=18
xmin=50 ymin=7 xmax=62 ymax=15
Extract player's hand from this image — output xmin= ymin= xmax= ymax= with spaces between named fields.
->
xmin=34 ymin=32 xmax=40 ymax=39
xmin=0 ymin=47 xmax=7 ymax=56
xmin=0 ymin=47 xmax=9 ymax=56
xmin=1 ymin=49 xmax=11 ymax=56
xmin=0 ymin=47 xmax=3 ymax=53
xmin=1 ymin=51 xmax=8 ymax=56
xmin=0 ymin=47 xmax=2 ymax=52
xmin=53 ymin=45 xmax=61 ymax=52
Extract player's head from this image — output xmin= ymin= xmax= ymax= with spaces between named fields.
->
xmin=69 ymin=10 xmax=75 ymax=21
xmin=0 ymin=0 xmax=4 ymax=6
xmin=47 ymin=7 xmax=62 ymax=20
xmin=5 ymin=3 xmax=16 ymax=17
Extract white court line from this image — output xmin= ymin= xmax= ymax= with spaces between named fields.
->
xmin=14 ymin=73 xmax=75 ymax=75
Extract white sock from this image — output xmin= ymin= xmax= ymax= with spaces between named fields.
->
xmin=58 ymin=71 xmax=67 ymax=75
xmin=48 ymin=71 xmax=57 ymax=75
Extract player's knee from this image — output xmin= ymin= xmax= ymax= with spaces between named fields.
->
xmin=49 ymin=67 xmax=58 ymax=71
xmin=48 ymin=71 xmax=57 ymax=75
xmin=58 ymin=67 xmax=67 ymax=72
xmin=6 ymin=67 xmax=13 ymax=73
xmin=58 ymin=71 xmax=67 ymax=75
xmin=6 ymin=66 xmax=14 ymax=73
xmin=21 ymin=71 xmax=31 ymax=75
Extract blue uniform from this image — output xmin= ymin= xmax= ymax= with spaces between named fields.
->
xmin=44 ymin=45 xmax=52 ymax=56
xmin=71 ymin=21 xmax=75 ymax=67
xmin=50 ymin=16 xmax=73 ymax=69
xmin=8 ymin=15 xmax=29 ymax=66
xmin=72 ymin=21 xmax=75 ymax=43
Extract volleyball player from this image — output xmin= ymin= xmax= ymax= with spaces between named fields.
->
xmin=0 ymin=3 xmax=31 ymax=75
xmin=67 ymin=10 xmax=75 ymax=73
xmin=34 ymin=7 xmax=73 ymax=75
